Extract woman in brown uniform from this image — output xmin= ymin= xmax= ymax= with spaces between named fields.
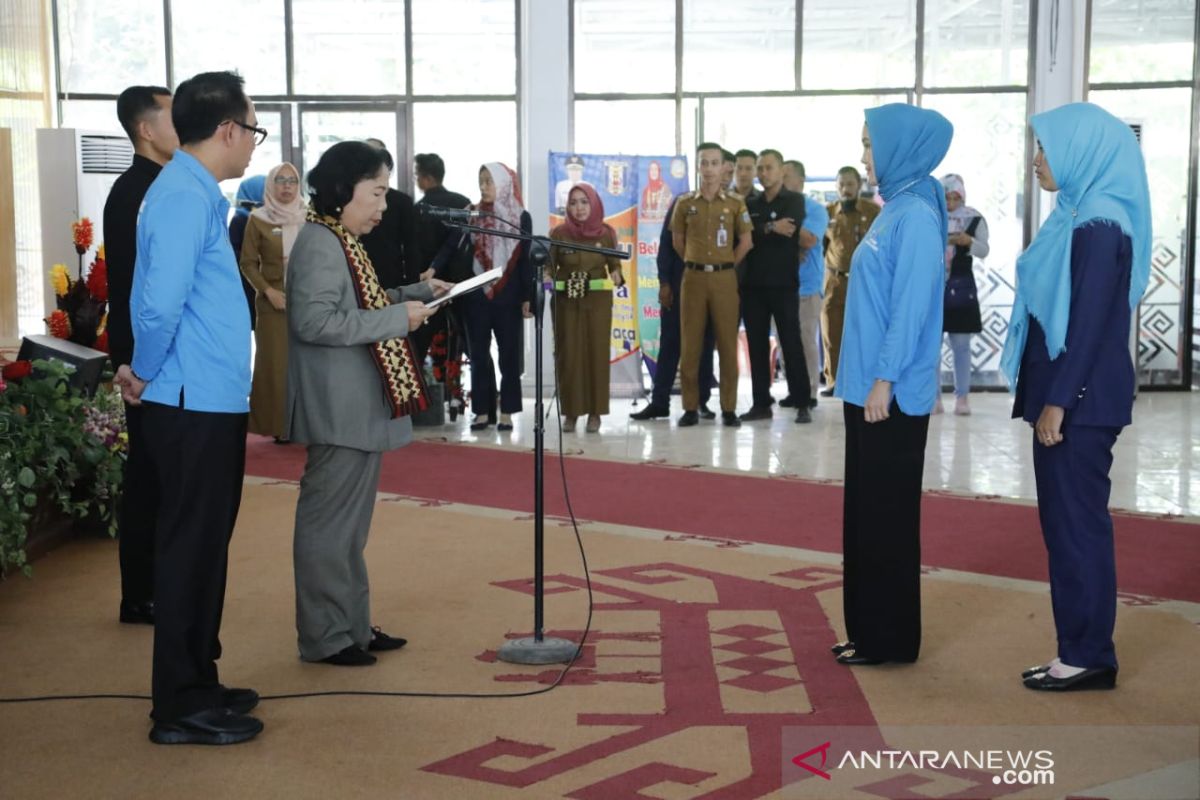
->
xmin=240 ymin=161 xmax=306 ymax=440
xmin=548 ymin=183 xmax=624 ymax=433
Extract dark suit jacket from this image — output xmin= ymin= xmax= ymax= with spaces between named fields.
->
xmin=360 ymin=188 xmax=421 ymax=289
xmin=1013 ymin=221 xmax=1135 ymax=429
xmin=102 ymin=154 xmax=162 ymax=367
xmin=656 ymin=196 xmax=685 ymax=288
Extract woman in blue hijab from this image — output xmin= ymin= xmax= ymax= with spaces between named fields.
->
xmin=1002 ymin=102 xmax=1151 ymax=692
xmin=229 ymin=174 xmax=267 ymax=329
xmin=832 ymin=103 xmax=952 ymax=667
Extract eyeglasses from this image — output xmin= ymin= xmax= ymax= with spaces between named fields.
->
xmin=225 ymin=118 xmax=268 ymax=146
xmin=273 ymin=176 xmax=299 ymax=186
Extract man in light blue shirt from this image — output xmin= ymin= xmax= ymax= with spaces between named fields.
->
xmin=783 ymin=160 xmax=828 ymax=410
xmin=115 ymin=70 xmax=264 ymax=747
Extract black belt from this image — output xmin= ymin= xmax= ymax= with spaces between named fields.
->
xmin=684 ymin=261 xmax=735 ymax=272
xmin=826 ymin=266 xmax=849 ymax=277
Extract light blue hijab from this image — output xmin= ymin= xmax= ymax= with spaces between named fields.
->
xmin=234 ymin=174 xmax=266 ymax=219
xmin=1000 ymin=102 xmax=1152 ymax=389
xmin=864 ymin=103 xmax=953 ymax=243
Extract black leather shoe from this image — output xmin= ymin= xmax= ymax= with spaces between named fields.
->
xmin=836 ymin=649 xmax=884 ymax=666
xmin=698 ymin=403 xmax=716 ymax=420
xmin=738 ymin=406 xmax=772 ymax=421
xmin=319 ymin=644 xmax=377 ymax=666
xmin=149 ymin=707 xmax=263 ymax=746
xmin=831 ymin=640 xmax=854 ymax=655
xmin=819 ymin=386 xmax=835 ymax=397
xmin=794 ymin=408 xmax=813 ymax=424
xmin=808 ymin=397 xmax=818 ymax=409
xmin=367 ymin=626 xmax=407 ymax=652
xmin=220 ymin=687 xmax=259 ymax=715
xmin=721 ymin=411 xmax=741 ymax=427
xmin=779 ymin=395 xmax=799 ymax=408
xmin=469 ymin=416 xmax=494 ymax=431
xmin=1023 ymin=666 xmax=1116 ymax=692
xmin=1021 ymin=663 xmax=1054 ymax=680
xmin=119 ymin=600 xmax=155 ymax=625
xmin=630 ymin=403 xmax=670 ymax=421
xmin=678 ymin=411 xmax=699 ymax=427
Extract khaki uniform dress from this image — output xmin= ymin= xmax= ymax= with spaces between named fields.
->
xmin=239 ymin=215 xmax=289 ymax=437
xmin=821 ymin=198 xmax=880 ymax=389
xmin=669 ymin=189 xmax=753 ymax=412
xmin=548 ymin=229 xmax=620 ymax=417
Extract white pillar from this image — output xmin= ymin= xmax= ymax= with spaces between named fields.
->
xmin=519 ymin=0 xmax=570 ymax=391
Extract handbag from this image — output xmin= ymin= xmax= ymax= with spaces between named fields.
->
xmin=944 ymin=272 xmax=976 ymax=310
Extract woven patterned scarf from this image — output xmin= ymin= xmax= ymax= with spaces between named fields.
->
xmin=306 ymin=208 xmax=428 ymax=418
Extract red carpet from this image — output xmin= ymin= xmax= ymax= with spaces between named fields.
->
xmin=245 ymin=437 xmax=1199 ymax=603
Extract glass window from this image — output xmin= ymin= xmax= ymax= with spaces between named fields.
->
xmin=574 ymin=0 xmax=675 ymax=94
xmin=171 ymin=0 xmax=286 ymax=96
xmin=1 ymin=0 xmax=45 ymax=92
xmin=923 ymin=0 xmax=1030 ymax=87
xmin=411 ymin=102 xmax=517 ymax=202
xmin=292 ymin=0 xmax=406 ymax=95
xmin=921 ymin=92 xmax=1027 ymax=386
xmin=412 ymin=0 xmax=516 ymax=95
xmin=702 ymin=94 xmax=905 ymax=191
xmin=801 ymin=0 xmax=916 ymax=90
xmin=1089 ymin=0 xmax=1196 ymax=84
xmin=0 ymin=97 xmax=47 ymax=336
xmin=219 ymin=109 xmax=286 ymax=204
xmin=56 ymin=0 xmax=166 ymax=94
xmin=682 ymin=0 xmax=795 ymax=91
xmin=299 ymin=108 xmax=399 ymax=181
xmin=60 ymin=99 xmax=123 ymax=133
xmin=1090 ymin=87 xmax=1192 ymax=385
xmin=574 ymin=99 xmax=676 ymax=154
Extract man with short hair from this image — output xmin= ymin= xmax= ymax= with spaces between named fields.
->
xmin=821 ymin=165 xmax=879 ymax=395
xmin=740 ymin=150 xmax=811 ymax=423
xmin=103 ymin=85 xmax=178 ymax=627
xmin=721 ymin=149 xmax=736 ymax=191
xmin=670 ymin=142 xmax=753 ymax=427
xmin=732 ymin=148 xmax=758 ymax=198
xmin=115 ymin=70 xmax=263 ymax=746
xmin=783 ymin=159 xmax=829 ymax=411
xmin=361 ymin=138 xmax=422 ymax=290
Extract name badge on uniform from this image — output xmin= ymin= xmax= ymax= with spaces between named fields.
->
xmin=686 ymin=205 xmax=698 ymax=216
xmin=716 ymin=225 xmax=728 ymax=248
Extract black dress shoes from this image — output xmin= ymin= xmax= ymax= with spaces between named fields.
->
xmin=1021 ymin=663 xmax=1054 ymax=679
xmin=367 ymin=627 xmax=407 ymax=652
xmin=830 ymin=640 xmax=854 ymax=655
xmin=698 ymin=403 xmax=717 ymax=420
xmin=721 ymin=411 xmax=741 ymax=427
xmin=221 ymin=686 xmax=259 ymax=715
xmin=319 ymin=644 xmax=377 ymax=666
xmin=149 ymin=707 xmax=263 ymax=746
xmin=738 ymin=406 xmax=772 ymax=422
xmin=469 ymin=416 xmax=494 ymax=431
xmin=119 ymin=600 xmax=155 ymax=625
xmin=836 ymin=649 xmax=885 ymax=666
xmin=678 ymin=410 xmax=699 ymax=427
xmin=1022 ymin=666 xmax=1117 ymax=692
xmin=630 ymin=403 xmax=670 ymax=421
xmin=819 ymin=386 xmax=835 ymax=397
xmin=794 ymin=408 xmax=813 ymax=424
xmin=779 ymin=395 xmax=799 ymax=408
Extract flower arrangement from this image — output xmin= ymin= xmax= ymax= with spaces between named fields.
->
xmin=49 ymin=218 xmax=108 ymax=353
xmin=0 ymin=358 xmax=125 ymax=577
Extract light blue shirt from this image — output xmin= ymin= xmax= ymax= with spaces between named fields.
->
xmin=834 ymin=193 xmax=944 ymax=414
xmin=798 ymin=196 xmax=828 ymax=297
xmin=131 ymin=150 xmax=251 ymax=412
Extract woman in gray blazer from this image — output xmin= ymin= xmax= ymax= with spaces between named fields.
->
xmin=286 ymin=142 xmax=449 ymax=666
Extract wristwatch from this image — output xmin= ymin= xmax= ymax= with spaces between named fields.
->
xmin=766 ymin=221 xmax=775 ymax=234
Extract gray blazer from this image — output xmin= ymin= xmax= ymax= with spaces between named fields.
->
xmin=285 ymin=222 xmax=433 ymax=452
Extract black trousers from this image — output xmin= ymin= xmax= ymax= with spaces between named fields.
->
xmin=842 ymin=400 xmax=930 ymax=662
xmin=142 ymin=402 xmax=247 ymax=721
xmin=117 ymin=401 xmax=157 ymax=604
xmin=741 ymin=284 xmax=810 ymax=409
xmin=463 ymin=293 xmax=524 ymax=417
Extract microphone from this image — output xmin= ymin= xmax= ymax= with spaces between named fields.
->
xmin=420 ymin=206 xmax=485 ymax=220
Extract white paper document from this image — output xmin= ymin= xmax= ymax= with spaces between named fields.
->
xmin=423 ymin=267 xmax=505 ymax=309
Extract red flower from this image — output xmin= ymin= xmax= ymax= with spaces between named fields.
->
xmin=86 ymin=256 xmax=108 ymax=302
xmin=46 ymin=309 xmax=72 ymax=339
xmin=2 ymin=360 xmax=33 ymax=381
xmin=94 ymin=330 xmax=109 ymax=353
xmin=72 ymin=218 xmax=94 ymax=255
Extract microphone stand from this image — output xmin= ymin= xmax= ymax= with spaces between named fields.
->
xmin=440 ymin=216 xmax=629 ymax=665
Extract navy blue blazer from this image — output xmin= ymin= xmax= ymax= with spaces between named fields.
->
xmin=656 ymin=197 xmax=685 ymax=288
xmin=1013 ymin=221 xmax=1135 ymax=429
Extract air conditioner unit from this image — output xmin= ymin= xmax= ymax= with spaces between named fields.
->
xmin=36 ymin=128 xmax=133 ymax=325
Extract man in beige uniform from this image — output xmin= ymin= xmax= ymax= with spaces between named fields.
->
xmin=671 ymin=141 xmax=753 ymax=427
xmin=821 ymin=165 xmax=879 ymax=395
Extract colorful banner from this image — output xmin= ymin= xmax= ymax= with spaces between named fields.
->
xmin=547 ymin=152 xmax=690 ymax=386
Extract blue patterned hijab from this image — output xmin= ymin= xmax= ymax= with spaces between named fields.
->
xmin=234 ymin=174 xmax=266 ymax=219
xmin=864 ymin=103 xmax=953 ymax=243
xmin=1001 ymin=102 xmax=1152 ymax=389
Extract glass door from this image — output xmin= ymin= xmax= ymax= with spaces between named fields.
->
xmin=298 ymin=103 xmax=409 ymax=192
